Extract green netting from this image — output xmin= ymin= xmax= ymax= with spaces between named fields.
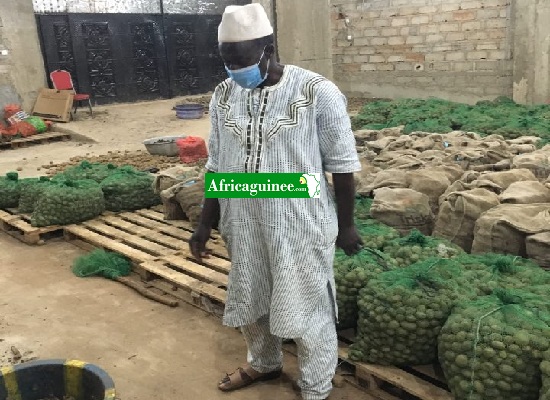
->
xmin=382 ymin=229 xmax=465 ymax=268
xmin=456 ymin=253 xmax=550 ymax=296
xmin=349 ymin=258 xmax=476 ymax=366
xmin=351 ymin=97 xmax=550 ymax=142
xmin=31 ymin=178 xmax=105 ymax=227
xmin=334 ymin=248 xmax=395 ymax=330
xmin=72 ymin=249 xmax=131 ymax=280
xmin=0 ymin=172 xmax=20 ymax=208
xmin=59 ymin=161 xmax=119 ymax=183
xmin=438 ymin=288 xmax=550 ymax=400
xmin=354 ymin=197 xmax=374 ymax=220
xmin=18 ymin=176 xmax=51 ymax=213
xmin=100 ymin=166 xmax=161 ymax=212
xmin=355 ymin=219 xmax=400 ymax=250
xmin=541 ymin=350 xmax=550 ymax=400
xmin=24 ymin=116 xmax=47 ymax=134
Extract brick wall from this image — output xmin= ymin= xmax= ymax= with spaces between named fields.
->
xmin=331 ymin=0 xmax=513 ymax=103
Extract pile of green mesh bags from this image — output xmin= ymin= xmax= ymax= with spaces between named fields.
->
xmin=31 ymin=178 xmax=105 ymax=227
xmin=61 ymin=161 xmax=119 ymax=183
xmin=348 ymin=258 xmax=476 ymax=366
xmin=334 ymin=248 xmax=394 ymax=329
xmin=438 ymin=288 xmax=550 ymax=400
xmin=100 ymin=166 xmax=161 ymax=212
xmin=458 ymin=253 xmax=550 ymax=296
xmin=0 ymin=172 xmax=21 ymax=208
xmin=382 ymin=229 xmax=465 ymax=268
xmin=351 ymin=96 xmax=550 ymax=144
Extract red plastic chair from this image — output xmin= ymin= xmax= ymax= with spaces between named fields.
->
xmin=50 ymin=69 xmax=93 ymax=118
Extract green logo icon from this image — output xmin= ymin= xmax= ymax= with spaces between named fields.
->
xmin=205 ymin=173 xmax=321 ymax=199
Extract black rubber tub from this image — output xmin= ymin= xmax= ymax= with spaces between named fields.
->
xmin=0 ymin=359 xmax=116 ymax=400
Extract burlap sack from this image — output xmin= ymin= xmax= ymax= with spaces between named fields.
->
xmin=472 ymin=168 xmax=538 ymax=194
xmin=512 ymin=151 xmax=550 ymax=181
xmin=174 ymin=177 xmax=205 ymax=228
xmin=471 ymin=203 xmax=550 ymax=256
xmin=355 ymin=161 xmax=382 ymax=196
xmin=370 ymin=187 xmax=434 ymax=235
xmin=439 ymin=171 xmax=480 ymax=202
xmin=160 ymin=191 xmax=186 ymax=220
xmin=366 ymin=137 xmax=395 ymax=153
xmin=364 ymin=169 xmax=409 ymax=194
xmin=433 ymin=188 xmax=500 ymax=252
xmin=407 ymin=169 xmax=452 ymax=213
xmin=411 ymin=137 xmax=436 ymax=152
xmin=526 ymin=232 xmax=550 ymax=269
xmin=385 ymin=136 xmax=414 ymax=152
xmin=509 ymin=143 xmax=537 ymax=154
xmin=153 ymin=165 xmax=201 ymax=194
xmin=507 ymin=136 xmax=541 ymax=145
xmin=372 ymin=151 xmax=424 ymax=170
xmin=417 ymin=150 xmax=446 ymax=163
xmin=500 ymin=181 xmax=550 ymax=204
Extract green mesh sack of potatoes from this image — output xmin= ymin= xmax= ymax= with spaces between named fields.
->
xmin=382 ymin=229 xmax=465 ymax=268
xmin=348 ymin=258 xmax=475 ymax=366
xmin=334 ymin=248 xmax=395 ymax=330
xmin=355 ymin=219 xmax=400 ymax=250
xmin=541 ymin=350 xmax=550 ymax=400
xmin=60 ymin=160 xmax=119 ymax=183
xmin=31 ymin=179 xmax=105 ymax=227
xmin=0 ymin=172 xmax=21 ymax=208
xmin=100 ymin=166 xmax=161 ymax=212
xmin=457 ymin=253 xmax=550 ymax=296
xmin=18 ymin=176 xmax=52 ymax=213
xmin=438 ymin=288 xmax=550 ymax=400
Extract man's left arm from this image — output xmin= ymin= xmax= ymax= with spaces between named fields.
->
xmin=316 ymin=80 xmax=363 ymax=256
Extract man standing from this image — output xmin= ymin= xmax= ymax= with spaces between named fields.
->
xmin=189 ymin=4 xmax=363 ymax=400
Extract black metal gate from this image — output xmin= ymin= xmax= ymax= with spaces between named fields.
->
xmin=36 ymin=13 xmax=226 ymax=105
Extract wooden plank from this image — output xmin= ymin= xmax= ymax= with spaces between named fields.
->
xmin=136 ymin=209 xmax=222 ymax=240
xmin=159 ymin=254 xmax=229 ymax=286
xmin=166 ymin=249 xmax=231 ymax=274
xmin=98 ymin=215 xmax=184 ymax=251
xmin=409 ymin=365 xmax=447 ymax=384
xmin=140 ymin=261 xmax=226 ymax=303
xmin=81 ymin=220 xmax=174 ymax=256
xmin=64 ymin=225 xmax=156 ymax=263
xmin=338 ymin=347 xmax=453 ymax=400
xmin=119 ymin=212 xmax=229 ymax=259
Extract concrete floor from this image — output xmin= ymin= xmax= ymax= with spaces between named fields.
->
xmin=0 ymin=226 xmax=373 ymax=400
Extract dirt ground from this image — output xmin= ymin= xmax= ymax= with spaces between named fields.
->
xmin=0 ymin=234 xmax=374 ymax=400
xmin=0 ymin=95 xmax=212 ymax=178
xmin=0 ymin=96 xmax=375 ymax=399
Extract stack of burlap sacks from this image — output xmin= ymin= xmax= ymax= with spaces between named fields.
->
xmin=153 ymin=165 xmax=206 ymax=228
xmin=355 ymin=126 xmax=550 ymax=268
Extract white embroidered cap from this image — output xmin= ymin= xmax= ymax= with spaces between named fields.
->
xmin=218 ymin=3 xmax=274 ymax=43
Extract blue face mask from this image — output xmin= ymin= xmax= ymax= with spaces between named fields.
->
xmin=225 ymin=51 xmax=270 ymax=90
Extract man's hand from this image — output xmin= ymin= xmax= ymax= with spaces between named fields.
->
xmin=189 ymin=224 xmax=212 ymax=262
xmin=336 ymin=226 xmax=363 ymax=256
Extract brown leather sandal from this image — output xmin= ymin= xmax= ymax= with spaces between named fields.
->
xmin=218 ymin=365 xmax=283 ymax=392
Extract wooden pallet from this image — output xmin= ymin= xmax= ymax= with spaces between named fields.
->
xmin=336 ymin=342 xmax=453 ymax=400
xmin=0 ymin=132 xmax=71 ymax=149
xmin=0 ymin=209 xmax=64 ymax=245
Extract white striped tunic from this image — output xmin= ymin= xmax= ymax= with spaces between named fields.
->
xmin=205 ymin=65 xmax=361 ymax=338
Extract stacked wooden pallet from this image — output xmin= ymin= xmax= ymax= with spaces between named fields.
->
xmin=0 ymin=132 xmax=71 ymax=150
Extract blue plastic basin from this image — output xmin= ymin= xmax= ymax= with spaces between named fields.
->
xmin=175 ymin=104 xmax=204 ymax=119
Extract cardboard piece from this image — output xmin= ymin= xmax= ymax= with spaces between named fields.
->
xmin=32 ymin=88 xmax=74 ymax=123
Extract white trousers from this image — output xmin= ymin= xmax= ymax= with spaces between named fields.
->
xmin=240 ymin=284 xmax=338 ymax=400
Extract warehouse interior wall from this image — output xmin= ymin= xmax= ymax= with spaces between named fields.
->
xmin=0 ymin=0 xmax=47 ymax=111
xmin=512 ymin=0 xmax=550 ymax=104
